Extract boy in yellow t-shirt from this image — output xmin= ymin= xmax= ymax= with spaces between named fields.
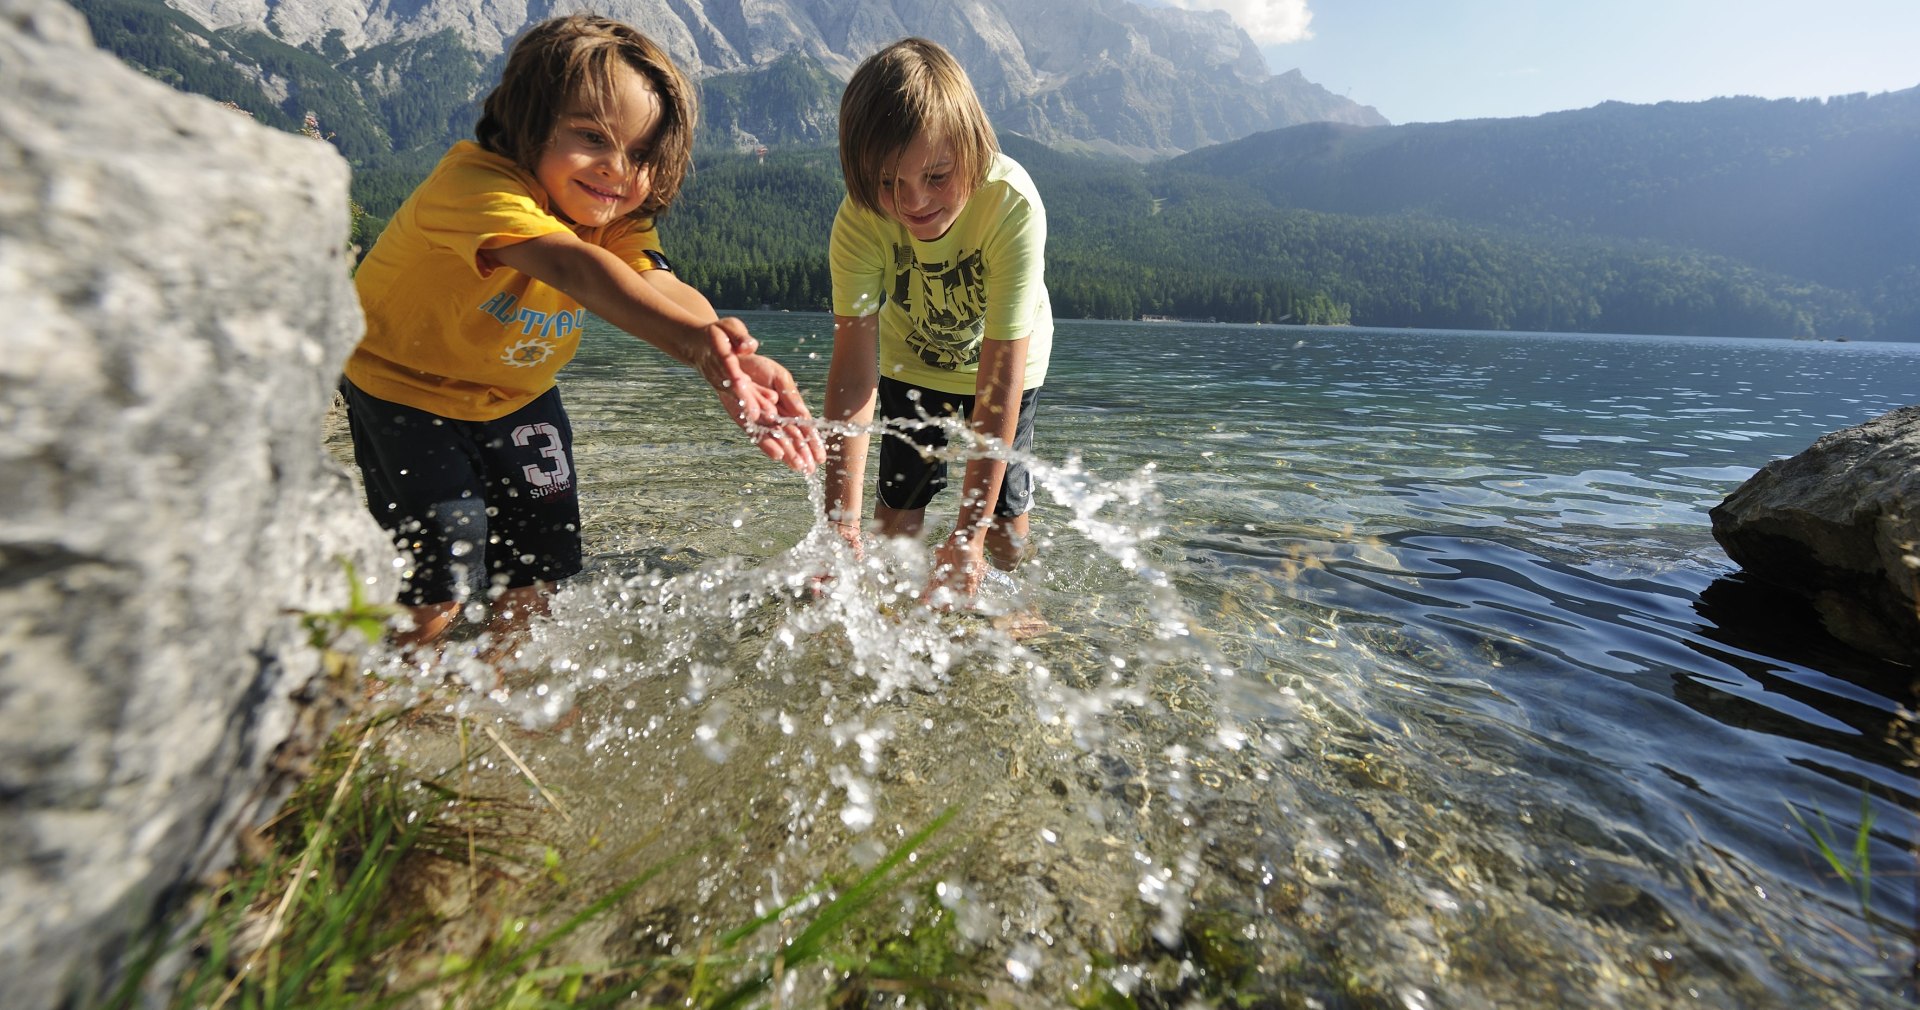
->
xmin=822 ymin=38 xmax=1053 ymax=602
xmin=343 ymin=15 xmax=821 ymax=654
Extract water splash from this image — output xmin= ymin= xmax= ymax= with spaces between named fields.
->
xmin=355 ymin=415 xmax=1245 ymax=997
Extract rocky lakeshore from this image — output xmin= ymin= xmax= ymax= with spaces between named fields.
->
xmin=1712 ymin=404 xmax=1920 ymax=664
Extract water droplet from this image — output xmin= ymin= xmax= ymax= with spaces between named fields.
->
xmin=1005 ymin=944 xmax=1040 ymax=984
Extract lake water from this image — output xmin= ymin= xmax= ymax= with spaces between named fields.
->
xmin=360 ymin=314 xmax=1918 ymax=1007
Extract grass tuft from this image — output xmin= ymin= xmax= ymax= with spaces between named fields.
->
xmin=98 ymin=698 xmax=971 ymax=1010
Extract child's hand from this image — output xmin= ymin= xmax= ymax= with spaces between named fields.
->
xmin=708 ymin=316 xmax=760 ymax=359
xmin=808 ymin=519 xmax=865 ymax=598
xmin=734 ymin=353 xmax=824 ymax=472
xmin=829 ymin=519 xmax=864 ymax=554
xmin=697 ymin=318 xmax=760 ymax=404
xmin=695 ymin=320 xmax=822 ymax=472
xmin=926 ymin=531 xmax=988 ymax=606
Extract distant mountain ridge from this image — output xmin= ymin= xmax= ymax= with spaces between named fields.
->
xmin=1164 ymin=87 xmax=1920 ymax=333
xmin=150 ymin=0 xmax=1387 ymax=156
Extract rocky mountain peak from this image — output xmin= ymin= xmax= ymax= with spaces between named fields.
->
xmin=156 ymin=0 xmax=1386 ymax=156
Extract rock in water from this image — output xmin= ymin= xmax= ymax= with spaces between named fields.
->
xmin=0 ymin=0 xmax=393 ymax=1005
xmin=1710 ymin=404 xmax=1920 ymax=662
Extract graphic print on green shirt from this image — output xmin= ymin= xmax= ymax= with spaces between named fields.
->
xmin=893 ymin=245 xmax=988 ymax=370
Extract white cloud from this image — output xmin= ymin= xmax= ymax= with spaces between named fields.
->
xmin=1160 ymin=0 xmax=1314 ymax=45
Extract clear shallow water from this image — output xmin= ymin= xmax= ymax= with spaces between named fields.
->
xmin=361 ymin=316 xmax=1918 ymax=1007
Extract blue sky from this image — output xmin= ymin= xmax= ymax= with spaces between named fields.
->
xmin=1153 ymin=0 xmax=1920 ymax=124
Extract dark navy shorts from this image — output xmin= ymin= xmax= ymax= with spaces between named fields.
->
xmin=875 ymin=376 xmax=1040 ymax=516
xmin=341 ymin=380 xmax=583 ymax=607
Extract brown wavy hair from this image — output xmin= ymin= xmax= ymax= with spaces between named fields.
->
xmin=475 ymin=14 xmax=696 ymax=220
xmin=838 ymin=37 xmax=997 ymax=217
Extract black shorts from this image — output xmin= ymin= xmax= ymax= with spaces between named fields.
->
xmin=875 ymin=376 xmax=1040 ymax=516
xmin=341 ymin=380 xmax=583 ymax=607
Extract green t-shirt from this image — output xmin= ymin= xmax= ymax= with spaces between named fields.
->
xmin=830 ymin=152 xmax=1053 ymax=396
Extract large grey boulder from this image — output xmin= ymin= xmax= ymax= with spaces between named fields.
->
xmin=0 ymin=0 xmax=394 ymax=1006
xmin=1710 ymin=405 xmax=1920 ymax=662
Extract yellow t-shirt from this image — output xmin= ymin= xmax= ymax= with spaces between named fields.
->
xmin=830 ymin=152 xmax=1053 ymax=396
xmin=346 ymin=141 xmax=669 ymax=421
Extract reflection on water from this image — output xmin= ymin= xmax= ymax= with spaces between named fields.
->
xmin=343 ymin=317 xmax=1918 ymax=1007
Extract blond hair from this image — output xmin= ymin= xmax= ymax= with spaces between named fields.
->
xmin=476 ymin=14 xmax=696 ymax=220
xmin=838 ymin=38 xmax=996 ymax=217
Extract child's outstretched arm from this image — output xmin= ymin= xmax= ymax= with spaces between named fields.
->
xmin=490 ymin=233 xmax=821 ymax=471
xmin=822 ymin=313 xmax=880 ymax=545
xmin=929 ymin=334 xmax=1029 ymax=599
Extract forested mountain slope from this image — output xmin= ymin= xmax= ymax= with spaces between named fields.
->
xmin=1168 ymin=90 xmax=1920 ymax=337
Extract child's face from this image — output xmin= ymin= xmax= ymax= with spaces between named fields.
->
xmin=537 ymin=61 xmax=662 ymax=228
xmin=879 ymin=132 xmax=966 ymax=241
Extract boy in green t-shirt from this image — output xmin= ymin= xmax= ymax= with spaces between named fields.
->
xmin=822 ymin=37 xmax=1054 ymax=603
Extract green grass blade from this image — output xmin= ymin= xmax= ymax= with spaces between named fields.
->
xmin=705 ymin=805 xmax=961 ymax=1010
xmin=1788 ymin=803 xmax=1854 ymax=885
xmin=487 ymin=842 xmax=712 ymax=980
xmin=1851 ymin=793 xmax=1875 ymax=906
xmin=782 ymin=805 xmax=959 ymax=961
xmin=714 ymin=882 xmax=833 ymax=949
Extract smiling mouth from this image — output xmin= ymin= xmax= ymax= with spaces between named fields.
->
xmin=578 ymin=180 xmax=625 ymax=203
